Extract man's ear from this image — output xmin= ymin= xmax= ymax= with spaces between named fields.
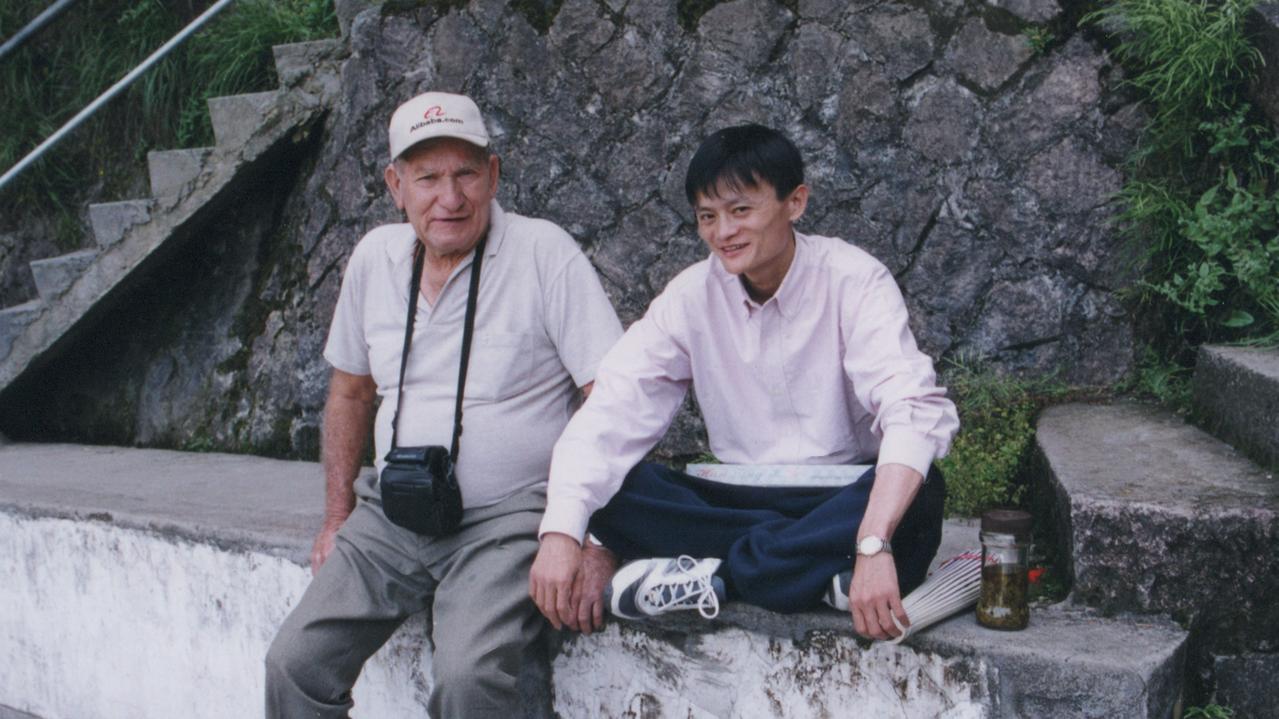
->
xmin=786 ymin=184 xmax=810 ymax=222
xmin=384 ymin=162 xmax=405 ymax=210
xmin=487 ymin=154 xmax=500 ymax=194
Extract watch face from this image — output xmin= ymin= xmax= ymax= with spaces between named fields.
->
xmin=858 ymin=536 xmax=884 ymax=555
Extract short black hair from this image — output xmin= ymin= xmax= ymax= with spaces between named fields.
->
xmin=684 ymin=124 xmax=805 ymax=205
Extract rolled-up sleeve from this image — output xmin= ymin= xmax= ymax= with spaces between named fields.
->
xmin=841 ymin=264 xmax=958 ymax=478
xmin=540 ymin=291 xmax=692 ymax=542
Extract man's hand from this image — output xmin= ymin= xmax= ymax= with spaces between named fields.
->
xmin=848 ymin=553 xmax=909 ymax=640
xmin=572 ymin=543 xmax=618 ymax=635
xmin=309 ymin=516 xmax=348 ymax=575
xmin=529 ymin=533 xmax=583 ymax=630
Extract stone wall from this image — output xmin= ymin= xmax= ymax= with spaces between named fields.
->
xmin=5 ymin=0 xmax=1142 ymax=459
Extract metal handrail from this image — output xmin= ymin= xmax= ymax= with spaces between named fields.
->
xmin=0 ymin=0 xmax=237 ymax=194
xmin=0 ymin=0 xmax=81 ymax=63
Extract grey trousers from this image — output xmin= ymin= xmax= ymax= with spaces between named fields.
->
xmin=265 ymin=475 xmax=548 ymax=718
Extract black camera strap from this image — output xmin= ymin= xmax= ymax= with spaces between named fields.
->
xmin=388 ymin=234 xmax=487 ymax=460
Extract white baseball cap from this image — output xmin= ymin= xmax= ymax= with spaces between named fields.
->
xmin=387 ymin=91 xmax=490 ymax=160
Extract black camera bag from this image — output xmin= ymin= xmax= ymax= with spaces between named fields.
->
xmin=379 ymin=235 xmax=485 ymax=536
xmin=380 ymin=446 xmax=461 ymax=535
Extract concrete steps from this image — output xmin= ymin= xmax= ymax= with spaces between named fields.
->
xmin=208 ymin=90 xmax=283 ymax=147
xmin=1194 ymin=344 xmax=1279 ymax=470
xmin=87 ymin=198 xmax=153 ymax=248
xmin=29 ymin=249 xmax=96 ymax=300
xmin=1035 ymin=401 xmax=1279 ymax=716
xmin=146 ymin=148 xmax=213 ymax=197
xmin=0 ymin=301 xmax=40 ymax=362
xmin=0 ymin=442 xmax=1189 ymax=718
xmin=0 ymin=38 xmax=344 ymax=395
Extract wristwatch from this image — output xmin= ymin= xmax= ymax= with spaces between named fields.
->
xmin=856 ymin=535 xmax=892 ymax=557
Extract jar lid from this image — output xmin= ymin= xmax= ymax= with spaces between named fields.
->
xmin=981 ymin=509 xmax=1032 ymax=538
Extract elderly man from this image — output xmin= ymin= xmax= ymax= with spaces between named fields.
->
xmin=265 ymin=92 xmax=621 ymax=717
xmin=530 ymin=124 xmax=958 ymax=640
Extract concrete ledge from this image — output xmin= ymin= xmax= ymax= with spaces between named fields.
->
xmin=1194 ymin=344 xmax=1279 ymax=470
xmin=0 ymin=443 xmax=1188 ymax=717
xmin=557 ymin=601 xmax=1186 ymax=718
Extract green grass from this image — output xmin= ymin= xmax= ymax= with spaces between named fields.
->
xmin=1121 ymin=345 xmax=1195 ymax=413
xmin=0 ymin=0 xmax=336 ymax=232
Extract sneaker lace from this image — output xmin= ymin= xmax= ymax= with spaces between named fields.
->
xmin=640 ymin=555 xmax=721 ymax=619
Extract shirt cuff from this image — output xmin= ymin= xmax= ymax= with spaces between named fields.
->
xmin=875 ymin=429 xmax=936 ymax=480
xmin=537 ymin=499 xmax=591 ymax=544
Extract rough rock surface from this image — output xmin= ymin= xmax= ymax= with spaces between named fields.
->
xmin=1249 ymin=4 xmax=1279 ymax=128
xmin=1035 ymin=402 xmax=1279 ymax=705
xmin=1213 ymin=653 xmax=1279 ymax=719
xmin=4 ymin=0 xmax=1141 ymax=459
xmin=1194 ymin=344 xmax=1279 ymax=470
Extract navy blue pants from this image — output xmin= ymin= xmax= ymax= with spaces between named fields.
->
xmin=588 ymin=462 xmax=946 ymax=613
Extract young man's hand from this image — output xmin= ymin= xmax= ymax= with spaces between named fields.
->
xmin=848 ymin=553 xmax=909 ymax=640
xmin=529 ymin=532 xmax=583 ymax=630
xmin=573 ymin=543 xmax=618 ymax=634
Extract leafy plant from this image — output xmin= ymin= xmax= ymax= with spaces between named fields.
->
xmin=937 ymin=359 xmax=1067 ymax=518
xmin=1024 ymin=27 xmax=1055 ymax=55
xmin=1184 ymin=704 xmax=1234 ymax=719
xmin=1084 ymin=0 xmax=1279 ymax=343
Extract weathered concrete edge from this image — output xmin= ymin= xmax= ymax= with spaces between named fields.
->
xmin=587 ymin=601 xmax=1186 ymax=718
xmin=0 ymin=500 xmax=309 ymax=565
xmin=1193 ymin=345 xmax=1279 ymax=471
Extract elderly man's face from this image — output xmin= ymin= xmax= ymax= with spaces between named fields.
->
xmin=384 ymin=138 xmax=499 ymax=259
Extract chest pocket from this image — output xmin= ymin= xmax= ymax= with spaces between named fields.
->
xmin=465 ymin=332 xmax=536 ymax=402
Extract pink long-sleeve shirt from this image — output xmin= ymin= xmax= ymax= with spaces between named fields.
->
xmin=540 ymin=231 xmax=960 ymax=542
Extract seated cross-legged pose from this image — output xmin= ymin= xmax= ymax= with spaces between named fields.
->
xmin=529 ymin=124 xmax=959 ymax=640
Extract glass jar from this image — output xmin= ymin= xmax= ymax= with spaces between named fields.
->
xmin=976 ymin=509 xmax=1032 ymax=630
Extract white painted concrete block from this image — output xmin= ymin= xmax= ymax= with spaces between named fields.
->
xmin=0 ymin=513 xmax=431 ymax=719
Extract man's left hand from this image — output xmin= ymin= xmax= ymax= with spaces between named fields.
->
xmin=848 ymin=553 xmax=909 ymax=640
xmin=572 ymin=543 xmax=618 ymax=635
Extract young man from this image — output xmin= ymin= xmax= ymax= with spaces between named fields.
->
xmin=529 ymin=124 xmax=958 ymax=640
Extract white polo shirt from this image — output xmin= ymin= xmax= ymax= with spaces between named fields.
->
xmin=324 ymin=201 xmax=622 ymax=509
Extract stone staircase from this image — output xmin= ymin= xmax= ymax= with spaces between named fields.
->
xmin=1034 ymin=344 xmax=1279 ymax=718
xmin=0 ymin=38 xmax=343 ymax=395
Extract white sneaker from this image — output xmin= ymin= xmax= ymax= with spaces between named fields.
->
xmin=823 ymin=570 xmax=852 ymax=612
xmin=606 ymin=556 xmax=725 ymax=620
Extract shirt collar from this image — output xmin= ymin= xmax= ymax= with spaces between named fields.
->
xmin=710 ymin=230 xmax=810 ymax=320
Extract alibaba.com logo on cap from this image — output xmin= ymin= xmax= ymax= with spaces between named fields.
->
xmin=407 ymin=104 xmax=463 ymax=133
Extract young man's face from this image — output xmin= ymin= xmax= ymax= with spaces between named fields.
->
xmin=693 ymin=179 xmax=809 ymax=300
xmin=384 ymin=137 xmax=500 ymax=260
